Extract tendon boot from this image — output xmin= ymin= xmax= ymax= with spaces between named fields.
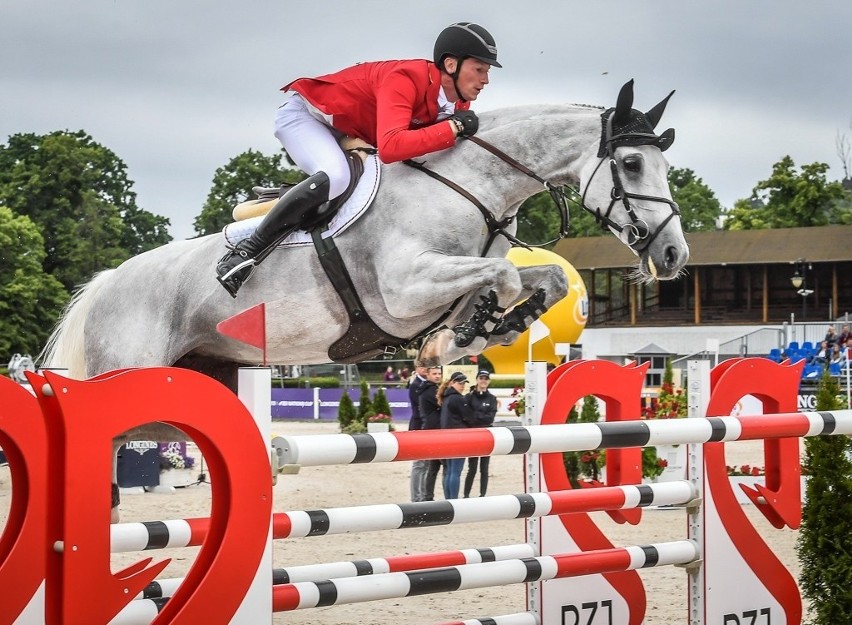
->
xmin=216 ymin=172 xmax=331 ymax=297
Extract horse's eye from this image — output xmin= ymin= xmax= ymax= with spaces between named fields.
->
xmin=623 ymin=154 xmax=643 ymax=173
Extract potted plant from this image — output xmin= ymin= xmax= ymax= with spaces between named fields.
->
xmin=158 ymin=446 xmax=196 ymax=487
xmin=367 ymin=412 xmax=393 ymax=433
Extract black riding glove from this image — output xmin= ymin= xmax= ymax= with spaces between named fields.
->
xmin=450 ymin=111 xmax=479 ymax=138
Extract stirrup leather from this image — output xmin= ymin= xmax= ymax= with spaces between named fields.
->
xmin=453 ymin=290 xmax=506 ymax=348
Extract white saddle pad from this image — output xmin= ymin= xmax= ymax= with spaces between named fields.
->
xmin=223 ymin=154 xmax=381 ymax=248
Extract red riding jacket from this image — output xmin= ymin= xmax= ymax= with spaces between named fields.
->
xmin=283 ymin=59 xmax=470 ymax=163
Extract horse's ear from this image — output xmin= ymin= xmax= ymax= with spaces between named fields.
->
xmin=656 ymin=127 xmax=676 ymax=152
xmin=613 ymin=79 xmax=635 ymax=125
xmin=645 ymin=90 xmax=675 ymax=129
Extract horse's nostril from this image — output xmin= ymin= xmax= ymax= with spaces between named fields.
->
xmin=664 ymin=245 xmax=678 ymax=270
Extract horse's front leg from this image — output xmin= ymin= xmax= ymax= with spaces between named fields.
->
xmin=487 ymin=263 xmax=569 ymax=345
xmin=418 ymin=263 xmax=568 ymax=364
xmin=382 ymin=254 xmax=524 ymax=361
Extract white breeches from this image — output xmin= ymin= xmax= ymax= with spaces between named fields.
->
xmin=274 ymin=94 xmax=353 ymax=200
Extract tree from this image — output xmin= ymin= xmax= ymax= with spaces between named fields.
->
xmin=357 ymin=380 xmax=373 ymax=426
xmin=668 ymin=167 xmax=722 ymax=232
xmin=0 ymin=207 xmax=67 ymax=355
xmin=797 ymin=370 xmax=852 ymax=624
xmin=337 ymin=389 xmax=357 ymax=431
xmin=837 ymin=117 xmax=851 ymax=186
xmin=724 ymin=156 xmax=849 ymax=230
xmin=372 ymin=387 xmax=392 ymax=418
xmin=0 ymin=131 xmax=172 ymax=290
xmin=194 ymin=149 xmax=306 ymax=236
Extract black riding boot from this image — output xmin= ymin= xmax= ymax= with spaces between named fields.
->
xmin=216 ymin=172 xmax=331 ymax=297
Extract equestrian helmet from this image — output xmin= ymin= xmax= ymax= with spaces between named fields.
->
xmin=434 ymin=22 xmax=501 ymax=69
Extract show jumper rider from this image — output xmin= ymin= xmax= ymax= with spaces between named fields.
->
xmin=216 ymin=22 xmax=501 ymax=297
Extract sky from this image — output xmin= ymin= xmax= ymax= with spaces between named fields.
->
xmin=2 ymin=1 xmax=850 ymax=240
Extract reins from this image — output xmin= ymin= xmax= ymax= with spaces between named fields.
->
xmin=404 ymin=113 xmax=681 ymax=255
xmin=402 ymin=158 xmax=526 ymax=256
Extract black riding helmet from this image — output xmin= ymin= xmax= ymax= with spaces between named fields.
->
xmin=433 ymin=22 xmax=501 ymax=69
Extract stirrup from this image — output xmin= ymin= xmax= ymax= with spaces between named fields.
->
xmin=216 ymin=249 xmax=258 ymax=298
xmin=453 ymin=290 xmax=506 ymax=348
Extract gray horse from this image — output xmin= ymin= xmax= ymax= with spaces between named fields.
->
xmin=41 ymin=80 xmax=688 ymax=518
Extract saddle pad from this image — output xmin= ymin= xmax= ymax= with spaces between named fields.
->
xmin=223 ymin=154 xmax=381 ymax=248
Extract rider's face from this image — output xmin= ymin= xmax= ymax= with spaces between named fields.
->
xmin=444 ymin=57 xmax=490 ymax=101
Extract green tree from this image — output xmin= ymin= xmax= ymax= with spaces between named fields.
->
xmin=0 ymin=207 xmax=67 ymax=354
xmin=797 ymin=370 xmax=852 ymax=624
xmin=372 ymin=387 xmax=392 ymax=418
xmin=0 ymin=130 xmax=171 ymax=290
xmin=357 ymin=380 xmax=373 ymax=425
xmin=724 ymin=156 xmax=849 ymax=230
xmin=337 ymin=389 xmax=357 ymax=431
xmin=668 ymin=167 xmax=722 ymax=232
xmin=194 ymin=149 xmax=306 ymax=236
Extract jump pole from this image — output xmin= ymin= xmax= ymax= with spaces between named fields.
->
xmin=108 ymin=480 xmax=696 ymax=551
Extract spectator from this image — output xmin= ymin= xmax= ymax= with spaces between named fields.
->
xmin=407 ymin=361 xmax=429 ymax=502
xmin=400 ymin=366 xmax=411 ymax=385
xmin=830 ymin=344 xmax=844 ymax=367
xmin=840 ymin=325 xmax=851 ymax=347
xmin=384 ymin=365 xmax=399 ymax=382
xmin=840 ymin=338 xmax=852 ymax=371
xmin=438 ymin=371 xmax=474 ymax=499
xmin=418 ymin=366 xmax=444 ymax=501
xmin=463 ymin=371 xmax=497 ymax=498
xmin=813 ymin=341 xmax=831 ymax=365
xmin=824 ymin=326 xmax=838 ymax=348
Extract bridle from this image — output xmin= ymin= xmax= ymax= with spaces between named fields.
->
xmin=580 ymin=110 xmax=681 ymax=253
xmin=405 ymin=108 xmax=680 ymax=254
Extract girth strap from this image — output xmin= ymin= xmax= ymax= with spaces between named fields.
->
xmin=310 ymin=228 xmax=408 ymax=363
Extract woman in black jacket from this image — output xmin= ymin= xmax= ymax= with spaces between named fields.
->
xmin=463 ymin=371 xmax=498 ymax=497
xmin=438 ymin=371 xmax=474 ymax=499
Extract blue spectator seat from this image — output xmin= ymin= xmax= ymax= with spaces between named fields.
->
xmin=788 ymin=351 xmax=806 ymax=364
xmin=802 ymin=341 xmax=814 ymax=353
xmin=803 ymin=364 xmax=821 ymax=379
xmin=787 ymin=341 xmax=800 ymax=352
xmin=830 ymin=363 xmax=842 ymax=376
xmin=768 ymin=348 xmax=782 ymax=363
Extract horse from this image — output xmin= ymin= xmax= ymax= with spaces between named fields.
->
xmin=40 ymin=79 xmax=689 ymax=519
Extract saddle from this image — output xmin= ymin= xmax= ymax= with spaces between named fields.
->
xmin=232 ymin=137 xmax=375 ymax=222
xmin=225 ymin=143 xmax=408 ymax=362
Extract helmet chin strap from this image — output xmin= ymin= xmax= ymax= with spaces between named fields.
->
xmin=446 ymin=57 xmax=467 ymax=104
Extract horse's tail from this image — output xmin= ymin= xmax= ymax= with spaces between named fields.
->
xmin=39 ymin=270 xmax=115 ymax=379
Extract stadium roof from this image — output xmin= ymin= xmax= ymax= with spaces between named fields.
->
xmin=553 ymin=225 xmax=852 ymax=270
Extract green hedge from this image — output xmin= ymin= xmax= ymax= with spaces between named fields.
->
xmin=488 ymin=378 xmax=525 ymax=389
xmin=276 ymin=376 xmax=340 ymax=388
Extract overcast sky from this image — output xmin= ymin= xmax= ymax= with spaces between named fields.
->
xmin=2 ymin=1 xmax=850 ymax=240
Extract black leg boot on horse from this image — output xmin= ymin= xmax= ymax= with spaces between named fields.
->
xmin=216 ymin=171 xmax=331 ymax=297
